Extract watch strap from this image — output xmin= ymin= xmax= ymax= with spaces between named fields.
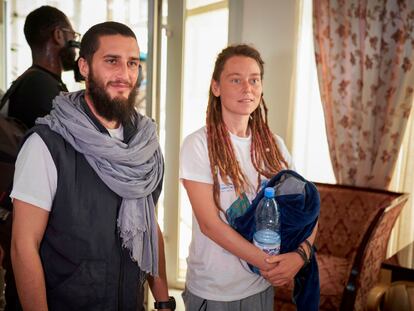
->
xmin=154 ymin=296 xmax=176 ymax=310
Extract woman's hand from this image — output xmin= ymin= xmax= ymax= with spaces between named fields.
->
xmin=259 ymin=252 xmax=304 ymax=286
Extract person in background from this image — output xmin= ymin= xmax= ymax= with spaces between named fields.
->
xmin=1 ymin=7 xmax=79 ymax=310
xmin=10 ymin=21 xmax=174 ymax=311
xmin=179 ymin=44 xmax=317 ymax=310
xmin=6 ymin=5 xmax=79 ymax=129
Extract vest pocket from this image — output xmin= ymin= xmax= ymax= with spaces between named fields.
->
xmin=48 ymin=260 xmax=106 ymax=310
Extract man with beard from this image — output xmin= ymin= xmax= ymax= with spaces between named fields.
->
xmin=6 ymin=5 xmax=79 ymax=128
xmin=10 ymin=22 xmax=173 ymax=311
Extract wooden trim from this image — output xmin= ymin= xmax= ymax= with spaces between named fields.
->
xmin=186 ymin=0 xmax=228 ymax=17
xmin=315 ymin=181 xmax=408 ymax=198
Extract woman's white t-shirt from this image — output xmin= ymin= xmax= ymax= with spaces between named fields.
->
xmin=179 ymin=126 xmax=293 ymax=301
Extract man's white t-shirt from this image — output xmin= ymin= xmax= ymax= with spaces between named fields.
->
xmin=10 ymin=126 xmax=124 ymax=211
xmin=179 ymin=126 xmax=293 ymax=301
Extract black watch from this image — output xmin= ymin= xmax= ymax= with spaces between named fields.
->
xmin=154 ymin=296 xmax=176 ymax=310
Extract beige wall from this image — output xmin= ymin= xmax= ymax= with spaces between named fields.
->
xmin=230 ymin=0 xmax=298 ymax=146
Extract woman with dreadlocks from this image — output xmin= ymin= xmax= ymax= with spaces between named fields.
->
xmin=179 ymin=44 xmax=317 ymax=310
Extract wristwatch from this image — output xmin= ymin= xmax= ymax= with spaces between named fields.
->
xmin=154 ymin=296 xmax=176 ymax=310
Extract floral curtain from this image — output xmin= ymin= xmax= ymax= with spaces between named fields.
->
xmin=313 ymin=0 xmax=414 ymax=189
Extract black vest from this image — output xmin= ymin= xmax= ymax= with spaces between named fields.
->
xmin=30 ymin=121 xmax=156 ymax=311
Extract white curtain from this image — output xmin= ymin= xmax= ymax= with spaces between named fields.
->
xmin=389 ymin=112 xmax=414 ymax=262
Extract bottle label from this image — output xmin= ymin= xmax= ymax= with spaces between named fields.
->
xmin=253 ymin=240 xmax=280 ymax=255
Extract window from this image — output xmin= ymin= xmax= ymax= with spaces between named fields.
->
xmin=157 ymin=0 xmax=229 ymax=287
xmin=178 ymin=2 xmax=228 ymax=281
xmin=291 ymin=0 xmax=335 ymax=184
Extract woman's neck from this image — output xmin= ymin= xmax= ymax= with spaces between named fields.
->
xmin=222 ymin=114 xmax=250 ymax=137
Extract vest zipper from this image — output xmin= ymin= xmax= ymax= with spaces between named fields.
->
xmin=118 ymin=236 xmax=124 ymax=311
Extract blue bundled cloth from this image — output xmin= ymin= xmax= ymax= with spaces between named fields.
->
xmin=226 ymin=170 xmax=320 ymax=311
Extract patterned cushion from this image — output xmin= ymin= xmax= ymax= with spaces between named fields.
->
xmin=317 ymin=188 xmax=395 ymax=259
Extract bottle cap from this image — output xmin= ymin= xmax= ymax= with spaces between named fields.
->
xmin=264 ymin=187 xmax=275 ymax=198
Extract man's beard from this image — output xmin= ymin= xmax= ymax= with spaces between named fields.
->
xmin=59 ymin=44 xmax=77 ymax=71
xmin=87 ymin=69 xmax=138 ymax=124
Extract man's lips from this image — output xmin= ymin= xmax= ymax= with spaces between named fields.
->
xmin=108 ymin=81 xmax=132 ymax=89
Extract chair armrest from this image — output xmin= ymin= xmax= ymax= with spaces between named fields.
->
xmin=366 ymin=283 xmax=389 ymax=311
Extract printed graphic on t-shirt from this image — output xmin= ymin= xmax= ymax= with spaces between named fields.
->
xmin=220 ymin=183 xmax=234 ymax=192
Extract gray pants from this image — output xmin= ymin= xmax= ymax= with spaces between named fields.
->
xmin=182 ymin=286 xmax=274 ymax=311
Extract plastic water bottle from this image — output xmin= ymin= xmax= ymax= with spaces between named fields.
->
xmin=253 ymin=187 xmax=281 ymax=255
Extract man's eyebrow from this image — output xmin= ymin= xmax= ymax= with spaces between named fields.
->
xmin=103 ymin=54 xmax=140 ymax=61
xmin=103 ymin=54 xmax=121 ymax=58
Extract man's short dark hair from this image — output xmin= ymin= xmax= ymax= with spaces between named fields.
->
xmin=79 ymin=21 xmax=137 ymax=64
xmin=24 ymin=6 xmax=69 ymax=51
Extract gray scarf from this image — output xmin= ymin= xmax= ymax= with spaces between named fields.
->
xmin=37 ymin=90 xmax=164 ymax=276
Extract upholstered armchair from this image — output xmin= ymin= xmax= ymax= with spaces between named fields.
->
xmin=274 ymin=182 xmax=408 ymax=311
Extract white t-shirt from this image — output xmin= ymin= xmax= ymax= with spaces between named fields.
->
xmin=10 ymin=125 xmax=124 ymax=212
xmin=179 ymin=126 xmax=293 ymax=301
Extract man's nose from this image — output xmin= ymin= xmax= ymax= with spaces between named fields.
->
xmin=115 ymin=62 xmax=129 ymax=80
